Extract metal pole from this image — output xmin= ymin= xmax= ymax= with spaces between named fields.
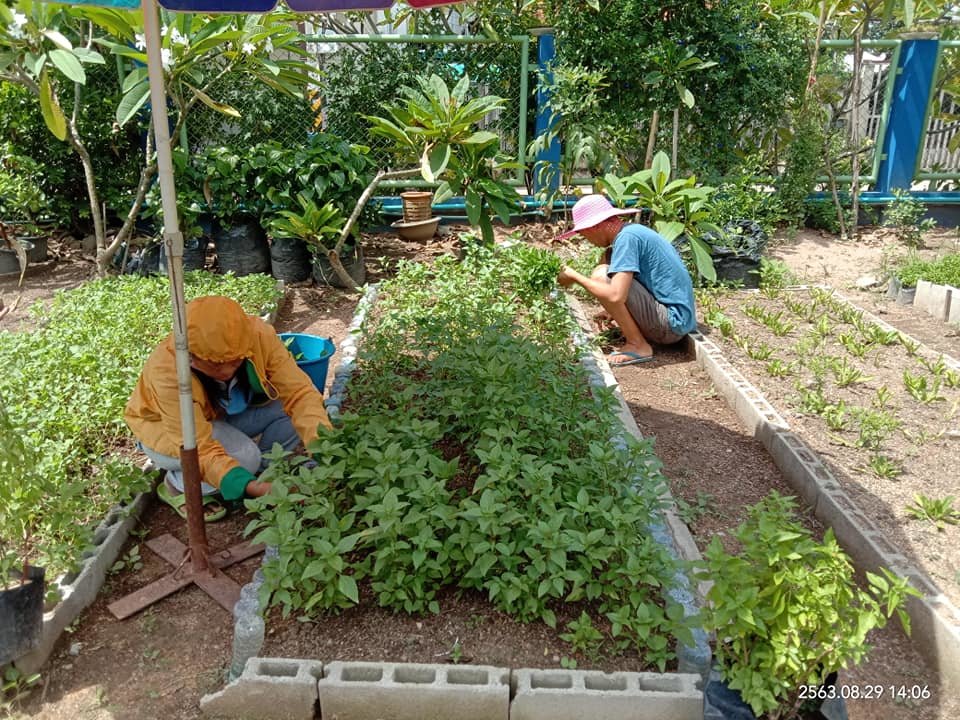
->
xmin=141 ymin=0 xmax=209 ymax=572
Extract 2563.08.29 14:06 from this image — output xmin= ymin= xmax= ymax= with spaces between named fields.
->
xmin=798 ymin=684 xmax=931 ymax=701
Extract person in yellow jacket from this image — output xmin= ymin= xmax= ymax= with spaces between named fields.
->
xmin=125 ymin=295 xmax=332 ymax=519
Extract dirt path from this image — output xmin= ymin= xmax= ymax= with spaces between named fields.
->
xmin=11 ymin=224 xmax=960 ymax=720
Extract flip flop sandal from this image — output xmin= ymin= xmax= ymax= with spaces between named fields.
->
xmin=157 ymin=479 xmax=227 ymax=523
xmin=608 ymin=351 xmax=654 ymax=367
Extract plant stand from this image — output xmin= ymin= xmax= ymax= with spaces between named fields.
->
xmin=107 ymin=533 xmax=263 ymax=620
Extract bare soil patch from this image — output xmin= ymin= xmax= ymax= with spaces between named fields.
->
xmin=12 ymin=223 xmax=960 ymax=720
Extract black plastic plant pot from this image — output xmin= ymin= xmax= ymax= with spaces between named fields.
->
xmin=215 ymin=219 xmax=272 ymax=277
xmin=705 ymin=669 xmax=847 ymax=720
xmin=715 ymin=256 xmax=761 ymax=289
xmin=0 ymin=565 xmax=46 ymax=666
xmin=270 ymin=237 xmax=312 ymax=283
xmin=313 ymin=243 xmax=365 ymax=288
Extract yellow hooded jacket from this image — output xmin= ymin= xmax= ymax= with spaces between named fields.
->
xmin=125 ymin=296 xmax=332 ymax=499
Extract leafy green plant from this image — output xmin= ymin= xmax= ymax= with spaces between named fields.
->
xmin=674 ymin=492 xmax=716 ymax=525
xmin=265 ymin=193 xmax=347 ymax=252
xmin=898 ymin=333 xmax=921 ymax=356
xmin=883 ymin=190 xmax=937 ymax=247
xmin=696 ymin=492 xmax=917 ymax=719
xmin=866 ymin=454 xmax=902 ymax=480
xmin=822 ymin=402 xmax=849 ymax=432
xmin=852 ymin=408 xmax=901 ymax=451
xmin=831 ymin=358 xmax=870 ymax=388
xmin=837 ymin=332 xmax=871 ymax=360
xmin=765 ymin=359 xmax=794 ymax=378
xmin=1 ymin=665 xmax=41 ymax=714
xmin=599 ymin=151 xmax=720 ymax=282
xmin=903 ymin=370 xmax=945 ymax=404
xmin=758 ymin=258 xmax=795 ymax=294
xmin=367 ymin=74 xmax=520 ymax=246
xmin=0 ymin=393 xmax=55 ymax=581
xmin=560 ymin=611 xmax=604 ymax=660
xmin=906 ymin=495 xmax=960 ymax=531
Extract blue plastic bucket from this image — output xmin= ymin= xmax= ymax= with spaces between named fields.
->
xmin=278 ymin=333 xmax=336 ymax=392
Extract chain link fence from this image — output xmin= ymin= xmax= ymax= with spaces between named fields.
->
xmin=185 ymin=34 xmax=532 ymax=187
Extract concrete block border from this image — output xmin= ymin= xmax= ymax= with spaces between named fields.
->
xmin=319 ymin=661 xmax=511 ymax=720
xmin=202 ymin=657 xmax=323 ymax=720
xmin=511 ymin=667 xmax=703 ymax=720
xmin=203 ymin=287 xmax=709 ymax=719
xmin=15 ymin=468 xmax=157 ymax=675
xmin=688 ymin=288 xmax=960 ymax=691
xmin=908 ymin=277 xmax=959 ymax=327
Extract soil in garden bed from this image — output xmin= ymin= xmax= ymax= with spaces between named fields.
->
xmin=702 ymin=286 xmax=960 ymax=608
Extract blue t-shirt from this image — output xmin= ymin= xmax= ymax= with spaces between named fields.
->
xmin=607 ymin=224 xmax=697 ymax=335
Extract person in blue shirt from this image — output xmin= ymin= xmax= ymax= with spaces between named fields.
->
xmin=557 ymin=194 xmax=697 ymax=366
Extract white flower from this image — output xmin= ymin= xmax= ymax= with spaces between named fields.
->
xmin=134 ymin=33 xmax=146 ymax=51
xmin=160 ymin=47 xmax=173 ymax=70
xmin=9 ymin=12 xmax=28 ymax=40
xmin=241 ymin=42 xmax=256 ymax=55
xmin=169 ymin=28 xmax=186 ymax=46
xmin=263 ymin=38 xmax=273 ymax=54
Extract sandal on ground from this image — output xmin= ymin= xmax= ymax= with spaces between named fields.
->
xmin=157 ymin=478 xmax=227 ymax=523
xmin=607 ymin=350 xmax=654 ymax=367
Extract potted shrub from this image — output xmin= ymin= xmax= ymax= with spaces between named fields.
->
xmin=265 ymin=193 xmax=363 ymax=288
xmin=200 ymin=147 xmax=271 ymax=277
xmin=695 ymin=492 xmax=918 ymax=720
xmin=0 ymin=396 xmax=53 ymax=666
xmin=0 ymin=149 xmax=47 ymax=275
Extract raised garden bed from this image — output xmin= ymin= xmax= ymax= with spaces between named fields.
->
xmin=695 ymin=284 xmax=960 ymax=689
xmin=699 ymin=285 xmax=959 ymax=605
xmin=207 ymin=245 xmax=710 ymax=716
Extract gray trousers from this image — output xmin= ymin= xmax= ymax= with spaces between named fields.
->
xmin=624 ymin=279 xmax=685 ymax=345
xmin=140 ymin=399 xmax=300 ymax=495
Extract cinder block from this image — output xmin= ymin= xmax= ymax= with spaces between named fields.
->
xmin=318 ymin=661 xmax=510 ymax=720
xmin=510 ymin=669 xmax=702 ymax=720
xmin=915 ymin=278 xmax=932 ymax=310
xmin=765 ymin=431 xmax=830 ymax=508
xmin=927 ymin=283 xmax=952 ymax=321
xmin=201 ymin=657 xmax=322 ymax=720
xmin=948 ymin=287 xmax=960 ymax=327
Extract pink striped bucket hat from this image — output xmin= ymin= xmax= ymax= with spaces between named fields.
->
xmin=556 ymin=194 xmax=636 ymax=240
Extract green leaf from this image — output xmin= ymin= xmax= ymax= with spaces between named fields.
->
xmin=42 ymin=30 xmax=74 ymax=51
xmin=688 ymin=236 xmax=716 ymax=282
xmin=338 ymin=575 xmax=359 ymax=604
xmin=39 ymin=72 xmax=67 ymax=141
xmin=116 ymin=80 xmax=151 ymax=126
xmin=190 ymin=86 xmax=241 ymax=118
xmin=72 ymin=48 xmax=106 ymax=65
xmin=421 ymin=143 xmax=450 ymax=183
xmin=48 ymin=49 xmax=86 ymax=84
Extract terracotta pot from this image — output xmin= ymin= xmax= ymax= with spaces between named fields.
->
xmin=399 ymin=191 xmax=434 ymax=223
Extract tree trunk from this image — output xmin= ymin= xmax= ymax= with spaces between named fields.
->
xmin=327 ymin=166 xmax=424 ymax=290
xmin=644 ymin=111 xmax=660 ymax=169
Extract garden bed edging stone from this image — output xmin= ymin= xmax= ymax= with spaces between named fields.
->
xmin=688 ymin=287 xmax=960 ymax=693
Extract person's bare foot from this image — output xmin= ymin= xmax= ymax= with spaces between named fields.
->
xmin=607 ymin=344 xmax=654 ymax=367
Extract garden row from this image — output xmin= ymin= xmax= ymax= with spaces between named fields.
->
xmin=698 ymin=280 xmax=960 ymax=610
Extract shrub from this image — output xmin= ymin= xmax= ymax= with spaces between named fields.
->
xmin=696 ymin=492 xmax=916 ymax=719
